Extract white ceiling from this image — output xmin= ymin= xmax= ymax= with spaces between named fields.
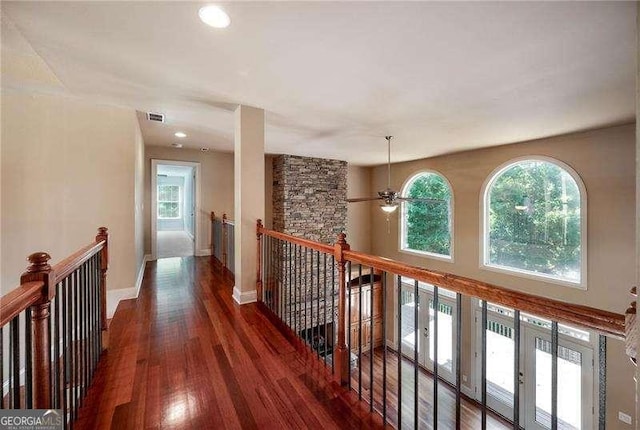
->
xmin=1 ymin=1 xmax=636 ymax=166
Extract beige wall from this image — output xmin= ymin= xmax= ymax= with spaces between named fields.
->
xmin=1 ymin=91 xmax=140 ymax=295
xmin=370 ymin=123 xmax=636 ymax=426
xmin=134 ymin=118 xmax=145 ymax=271
xmin=347 ymin=165 xmax=372 ymax=253
xmin=144 ymin=146 xmax=234 ymax=255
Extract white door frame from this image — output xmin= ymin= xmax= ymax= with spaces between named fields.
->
xmin=151 ymin=159 xmax=202 ymax=260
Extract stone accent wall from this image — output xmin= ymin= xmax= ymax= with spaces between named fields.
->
xmin=271 ymin=155 xmax=347 ymax=338
xmin=272 ymin=155 xmax=347 ymax=243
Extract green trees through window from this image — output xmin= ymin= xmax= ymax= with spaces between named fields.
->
xmin=486 ymin=159 xmax=582 ymax=283
xmin=158 ymin=184 xmax=181 ymax=219
xmin=402 ymin=172 xmax=452 ymax=257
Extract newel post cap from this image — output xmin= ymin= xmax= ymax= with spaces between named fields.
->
xmin=26 ymin=252 xmax=52 ymax=273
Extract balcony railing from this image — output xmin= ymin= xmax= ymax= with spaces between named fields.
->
xmin=255 ymin=220 xmax=628 ymax=429
xmin=211 ymin=212 xmax=234 ymax=275
xmin=0 ymin=228 xmax=109 ymax=428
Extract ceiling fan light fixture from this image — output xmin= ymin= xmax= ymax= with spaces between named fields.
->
xmin=380 ymin=203 xmax=398 ymax=213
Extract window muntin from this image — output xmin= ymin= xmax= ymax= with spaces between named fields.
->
xmin=484 ymin=159 xmax=583 ymax=285
xmin=401 ymin=172 xmax=452 ymax=259
xmin=157 ymin=185 xmax=181 ymax=219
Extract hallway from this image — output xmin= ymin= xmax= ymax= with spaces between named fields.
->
xmin=76 ymin=256 xmax=383 ymax=429
xmin=156 ymin=230 xmax=194 ymax=259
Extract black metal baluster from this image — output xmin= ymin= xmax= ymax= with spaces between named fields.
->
xmin=369 ymin=266 xmax=374 ymax=412
xmin=54 ymin=283 xmax=61 ymax=408
xmin=89 ymin=257 xmax=95 ymax=378
xmin=347 ymin=261 xmax=352 ymax=390
xmin=396 ymin=275 xmax=402 ymax=429
xmin=455 ymin=293 xmax=462 ymax=429
xmin=551 ymin=321 xmax=558 ymax=430
xmin=10 ymin=316 xmax=19 ymax=408
xmin=316 ymin=250 xmax=321 ymax=360
xmin=481 ymin=300 xmax=488 ymax=430
xmin=83 ymin=263 xmax=88 ymax=401
xmin=433 ymin=285 xmax=439 ymax=428
xmin=304 ymin=247 xmax=309 ymax=343
xmin=331 ymin=257 xmax=335 ymax=373
xmin=62 ymin=277 xmax=69 ymax=427
xmin=513 ymin=309 xmax=521 ymax=429
xmin=68 ymin=272 xmax=75 ymax=422
xmin=323 ymin=253 xmax=327 ymax=365
xmin=25 ymin=307 xmax=33 ymax=408
xmin=307 ymin=249 xmax=314 ymax=352
xmin=73 ymin=269 xmax=79 ymax=419
xmin=293 ymin=244 xmax=298 ymax=335
xmin=358 ymin=264 xmax=362 ymax=400
xmin=288 ymin=242 xmax=293 ymax=331
xmin=382 ymin=272 xmax=387 ymax=425
xmin=598 ymin=335 xmax=606 ymax=430
xmin=413 ymin=279 xmax=418 ymax=428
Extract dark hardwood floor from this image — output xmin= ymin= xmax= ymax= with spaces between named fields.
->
xmin=351 ymin=349 xmax=511 ymax=430
xmin=75 ymin=256 xmax=384 ymax=429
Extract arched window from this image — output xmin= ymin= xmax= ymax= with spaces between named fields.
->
xmin=400 ymin=171 xmax=453 ymax=260
xmin=482 ymin=157 xmax=586 ymax=286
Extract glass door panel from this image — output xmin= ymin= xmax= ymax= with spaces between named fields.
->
xmin=427 ymin=298 xmax=456 ymax=382
xmin=476 ymin=310 xmax=518 ymax=419
xmin=525 ymin=333 xmax=591 ymax=430
xmin=399 ymin=287 xmax=421 ymax=360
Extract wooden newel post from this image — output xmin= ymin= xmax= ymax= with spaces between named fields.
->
xmin=222 ymin=213 xmax=228 ymax=269
xmin=96 ymin=227 xmax=109 ymax=332
xmin=333 ymin=232 xmax=350 ymax=385
xmin=256 ymin=219 xmax=263 ymax=302
xmin=21 ymin=252 xmax=53 ymax=409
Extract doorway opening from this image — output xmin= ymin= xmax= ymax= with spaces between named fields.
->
xmin=151 ymin=160 xmax=201 ymax=260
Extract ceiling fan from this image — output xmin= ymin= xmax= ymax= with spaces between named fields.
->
xmin=347 ymin=136 xmax=442 ymax=213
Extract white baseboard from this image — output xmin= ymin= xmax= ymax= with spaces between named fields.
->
xmin=106 ymin=254 xmax=150 ymax=319
xmin=232 ymin=287 xmax=257 ymax=305
xmin=196 ymin=248 xmax=212 ymax=257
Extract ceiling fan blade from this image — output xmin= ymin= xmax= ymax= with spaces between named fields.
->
xmin=347 ymin=196 xmax=383 ymax=203
xmin=396 ymin=197 xmax=447 ymax=203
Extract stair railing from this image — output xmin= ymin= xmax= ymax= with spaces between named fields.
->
xmin=256 ymin=220 xmax=628 ymax=429
xmin=0 ymin=227 xmax=109 ymax=428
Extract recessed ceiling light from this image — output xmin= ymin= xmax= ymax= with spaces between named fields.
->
xmin=199 ymin=5 xmax=230 ymax=28
xmin=171 ymin=143 xmax=183 ymax=148
xmin=174 ymin=132 xmax=187 ymax=138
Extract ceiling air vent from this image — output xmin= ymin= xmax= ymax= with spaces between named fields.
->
xmin=147 ymin=112 xmax=165 ymax=123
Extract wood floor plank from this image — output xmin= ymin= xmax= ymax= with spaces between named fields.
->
xmin=75 ymin=256 xmax=382 ymax=429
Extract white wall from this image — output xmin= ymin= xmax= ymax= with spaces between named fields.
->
xmin=1 ymin=91 xmax=141 ymax=298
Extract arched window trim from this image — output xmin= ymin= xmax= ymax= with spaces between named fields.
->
xmin=399 ymin=169 xmax=454 ymax=262
xmin=480 ymin=155 xmax=588 ymax=290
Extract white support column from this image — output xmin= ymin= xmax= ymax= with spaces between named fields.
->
xmin=233 ymin=105 xmax=265 ymax=304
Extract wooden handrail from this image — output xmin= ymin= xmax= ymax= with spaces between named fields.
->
xmin=258 ymin=226 xmax=334 ymax=254
xmin=256 ymin=224 xmax=625 ymax=340
xmin=0 ymin=281 xmax=44 ymax=327
xmin=53 ymin=240 xmax=105 ymax=284
xmin=345 ymin=249 xmax=624 ymax=338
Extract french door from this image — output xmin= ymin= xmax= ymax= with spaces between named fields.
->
xmin=475 ymin=303 xmax=594 ymax=429
xmin=398 ymin=279 xmax=457 ymax=383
